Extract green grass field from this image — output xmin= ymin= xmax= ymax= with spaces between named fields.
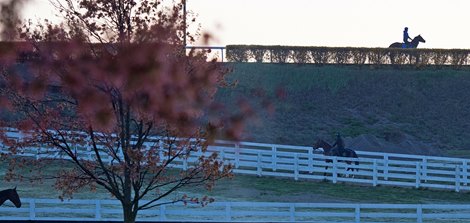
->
xmin=2 ymin=158 xmax=470 ymax=204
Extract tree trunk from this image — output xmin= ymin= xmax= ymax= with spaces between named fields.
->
xmin=122 ymin=203 xmax=137 ymax=223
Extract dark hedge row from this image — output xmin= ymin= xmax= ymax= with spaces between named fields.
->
xmin=226 ymin=45 xmax=470 ymax=66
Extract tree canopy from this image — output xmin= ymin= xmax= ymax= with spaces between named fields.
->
xmin=0 ymin=1 xmax=256 ymax=222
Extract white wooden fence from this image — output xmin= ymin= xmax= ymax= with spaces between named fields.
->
xmin=0 ymin=198 xmax=469 ymax=223
xmin=2 ymin=129 xmax=470 ymax=192
xmin=210 ymin=140 xmax=470 ymax=192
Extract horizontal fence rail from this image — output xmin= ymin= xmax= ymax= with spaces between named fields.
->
xmin=185 ymin=45 xmax=226 ymax=62
xmin=0 ymin=198 xmax=469 ymax=223
xmin=226 ymin=45 xmax=470 ymax=66
xmin=2 ymin=129 xmax=470 ymax=192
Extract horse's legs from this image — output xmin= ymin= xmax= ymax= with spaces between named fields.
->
xmin=344 ymin=161 xmax=359 ymax=178
xmin=343 ymin=161 xmax=351 ymax=178
xmin=324 ymin=160 xmax=332 ymax=177
xmin=351 ymin=160 xmax=360 ymax=178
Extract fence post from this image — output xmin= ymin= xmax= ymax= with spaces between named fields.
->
xmin=87 ymin=146 xmax=93 ymax=160
xmin=289 ymin=204 xmax=295 ymax=222
xmin=333 ymin=157 xmax=338 ymax=184
xmin=158 ymin=140 xmax=164 ymax=161
xmin=455 ymin=165 xmax=461 ymax=192
xmin=383 ymin=155 xmax=389 ymax=181
xmin=415 ymin=162 xmax=421 ymax=189
xmin=235 ymin=143 xmax=240 ymax=168
xmin=272 ymin=146 xmax=277 ymax=171
xmin=417 ymin=205 xmax=423 ymax=223
xmin=220 ymin=48 xmax=225 ymax=62
xmin=355 ymin=205 xmax=361 ymax=223
xmin=183 ymin=153 xmax=188 ymax=171
xmin=29 ymin=199 xmax=36 ymax=220
xmin=308 ymin=148 xmax=313 ymax=173
xmin=463 ymin=160 xmax=468 ymax=186
xmin=95 ymin=200 xmax=101 ymax=220
xmin=294 ymin=154 xmax=299 ymax=181
xmin=219 ymin=150 xmax=225 ymax=172
xmin=421 ymin=158 xmax=428 ymax=182
xmin=257 ymin=152 xmax=262 ymax=177
xmin=159 ymin=205 xmax=166 ymax=221
xmin=373 ymin=160 xmax=378 ymax=186
xmin=225 ymin=203 xmax=231 ymax=221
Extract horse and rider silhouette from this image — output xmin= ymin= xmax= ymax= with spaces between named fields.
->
xmin=389 ymin=35 xmax=425 ymax=48
xmin=0 ymin=187 xmax=21 ymax=208
xmin=312 ymin=133 xmax=359 ymax=175
xmin=389 ymin=27 xmax=426 ymax=48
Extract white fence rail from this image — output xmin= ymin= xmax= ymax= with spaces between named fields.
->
xmin=2 ymin=129 xmax=470 ymax=192
xmin=185 ymin=45 xmax=226 ymax=62
xmin=0 ymin=198 xmax=469 ymax=223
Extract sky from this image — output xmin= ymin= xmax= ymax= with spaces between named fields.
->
xmin=21 ymin=0 xmax=470 ymax=49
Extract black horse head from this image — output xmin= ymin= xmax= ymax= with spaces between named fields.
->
xmin=0 ymin=187 xmax=21 ymax=208
xmin=412 ymin=35 xmax=426 ymax=45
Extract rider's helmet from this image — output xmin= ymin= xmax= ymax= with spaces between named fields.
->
xmin=404 ymin=27 xmax=408 ymax=31
xmin=336 ymin=132 xmax=341 ymax=137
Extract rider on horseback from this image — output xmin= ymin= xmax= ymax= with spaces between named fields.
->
xmin=403 ymin=27 xmax=412 ymax=48
xmin=331 ymin=132 xmax=347 ymax=156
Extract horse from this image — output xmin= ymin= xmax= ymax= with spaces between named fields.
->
xmin=389 ymin=34 xmax=426 ymax=49
xmin=0 ymin=187 xmax=21 ymax=208
xmin=312 ymin=139 xmax=359 ymax=176
xmin=388 ymin=35 xmax=426 ymax=65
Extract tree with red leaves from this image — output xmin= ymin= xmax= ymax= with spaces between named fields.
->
xmin=0 ymin=1 xmax=253 ymax=222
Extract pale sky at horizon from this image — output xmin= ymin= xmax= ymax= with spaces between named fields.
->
xmin=21 ymin=0 xmax=470 ymax=49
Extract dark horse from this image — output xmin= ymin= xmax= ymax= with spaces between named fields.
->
xmin=312 ymin=139 xmax=359 ymax=175
xmin=0 ymin=187 xmax=21 ymax=208
xmin=389 ymin=35 xmax=426 ymax=48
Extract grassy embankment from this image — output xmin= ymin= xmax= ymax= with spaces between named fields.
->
xmin=217 ymin=63 xmax=470 ymax=157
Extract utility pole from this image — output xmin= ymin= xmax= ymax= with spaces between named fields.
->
xmin=183 ymin=0 xmax=187 ymax=47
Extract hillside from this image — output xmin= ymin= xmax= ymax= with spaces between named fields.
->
xmin=216 ymin=63 xmax=470 ymax=157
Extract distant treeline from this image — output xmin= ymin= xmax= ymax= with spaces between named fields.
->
xmin=226 ymin=45 xmax=470 ymax=67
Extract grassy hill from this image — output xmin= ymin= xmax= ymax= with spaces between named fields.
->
xmin=216 ymin=63 xmax=470 ymax=157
